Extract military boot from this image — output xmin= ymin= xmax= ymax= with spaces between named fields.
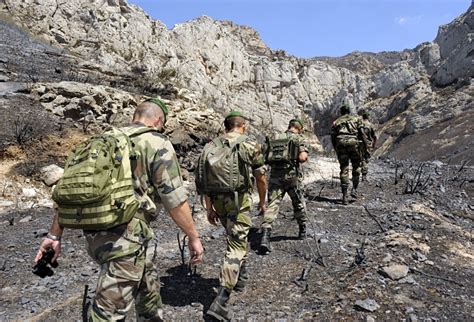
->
xmin=207 ymin=287 xmax=232 ymax=321
xmin=341 ymin=186 xmax=349 ymax=205
xmin=234 ymin=262 xmax=248 ymax=292
xmin=351 ymin=179 xmax=359 ymax=199
xmin=298 ymin=223 xmax=307 ymax=240
xmin=259 ymin=228 xmax=271 ymax=254
xmin=137 ymin=309 xmax=164 ymax=322
xmin=351 ymin=189 xmax=359 ymax=199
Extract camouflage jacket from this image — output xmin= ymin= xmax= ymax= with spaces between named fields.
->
xmin=84 ymin=124 xmax=188 ymax=264
xmin=266 ymin=130 xmax=308 ymax=178
xmin=125 ymin=123 xmax=188 ymax=214
xmin=360 ymin=119 xmax=377 ymax=149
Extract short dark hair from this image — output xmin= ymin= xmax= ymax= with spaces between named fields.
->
xmin=133 ymin=101 xmax=165 ymax=122
xmin=288 ymin=119 xmax=303 ymax=131
xmin=340 ymin=105 xmax=350 ymax=115
xmin=224 ymin=116 xmax=246 ymax=131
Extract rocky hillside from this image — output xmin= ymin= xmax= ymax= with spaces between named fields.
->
xmin=0 ymin=0 xmax=473 ymax=162
xmin=0 ymin=1 xmax=472 ymax=321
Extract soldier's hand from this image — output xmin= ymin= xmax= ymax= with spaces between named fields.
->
xmin=207 ymin=208 xmax=219 ymax=226
xmin=35 ymin=238 xmax=61 ymax=263
xmin=188 ymin=236 xmax=204 ymax=264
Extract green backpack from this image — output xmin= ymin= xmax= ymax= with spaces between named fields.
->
xmin=264 ymin=133 xmax=298 ymax=165
xmin=52 ymin=127 xmax=153 ymax=230
xmin=195 ymin=135 xmax=251 ymax=196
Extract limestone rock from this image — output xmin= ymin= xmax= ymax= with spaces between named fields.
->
xmin=22 ymin=188 xmax=37 ymax=199
xmin=380 ymin=264 xmax=409 ymax=280
xmin=433 ymin=6 xmax=474 ymax=86
xmin=39 ymin=164 xmax=64 ymax=186
xmin=1 ymin=0 xmax=472 ymax=159
xmin=355 ymin=298 xmax=380 ymax=312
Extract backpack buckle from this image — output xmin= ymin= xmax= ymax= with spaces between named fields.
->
xmin=115 ymin=201 xmax=125 ymax=209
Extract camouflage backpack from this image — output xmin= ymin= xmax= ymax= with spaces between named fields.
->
xmin=333 ymin=115 xmax=361 ymax=147
xmin=264 ymin=132 xmax=298 ymax=165
xmin=52 ymin=127 xmax=154 ymax=230
xmin=195 ymin=135 xmax=251 ymax=196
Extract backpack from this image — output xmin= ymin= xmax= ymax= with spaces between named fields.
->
xmin=52 ymin=127 xmax=153 ymax=230
xmin=264 ymin=133 xmax=298 ymax=165
xmin=333 ymin=115 xmax=361 ymax=147
xmin=195 ymin=135 xmax=251 ymax=195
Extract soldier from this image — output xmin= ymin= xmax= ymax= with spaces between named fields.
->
xmin=197 ymin=111 xmax=267 ymax=321
xmin=35 ymin=99 xmax=204 ymax=321
xmin=359 ymin=110 xmax=377 ymax=181
xmin=260 ymin=119 xmax=309 ymax=254
xmin=331 ymin=103 xmax=364 ymax=205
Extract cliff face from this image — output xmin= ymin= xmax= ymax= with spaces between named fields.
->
xmin=0 ymin=0 xmax=472 ymax=161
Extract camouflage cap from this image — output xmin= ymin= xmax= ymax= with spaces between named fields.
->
xmin=225 ymin=110 xmax=246 ymax=120
xmin=146 ymin=98 xmax=169 ymax=123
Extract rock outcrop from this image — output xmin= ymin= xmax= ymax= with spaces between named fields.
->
xmin=0 ymin=0 xmax=472 ymax=161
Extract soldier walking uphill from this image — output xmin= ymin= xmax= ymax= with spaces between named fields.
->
xmin=195 ymin=111 xmax=267 ymax=321
xmin=331 ymin=103 xmax=364 ymax=205
xmin=35 ymin=99 xmax=204 ymax=321
xmin=358 ymin=110 xmax=377 ymax=181
xmin=260 ymin=119 xmax=309 ymax=254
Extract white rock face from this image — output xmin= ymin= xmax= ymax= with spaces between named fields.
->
xmin=1 ymin=0 xmax=472 ymax=154
xmin=433 ymin=6 xmax=474 ymax=86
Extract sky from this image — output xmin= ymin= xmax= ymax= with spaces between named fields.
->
xmin=127 ymin=0 xmax=471 ymax=58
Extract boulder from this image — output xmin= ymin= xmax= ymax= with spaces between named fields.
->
xmin=39 ymin=164 xmax=64 ymax=186
xmin=380 ymin=264 xmax=409 ymax=280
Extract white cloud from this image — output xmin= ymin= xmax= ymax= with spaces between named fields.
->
xmin=394 ymin=15 xmax=423 ymax=26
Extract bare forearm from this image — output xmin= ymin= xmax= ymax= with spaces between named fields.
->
xmin=256 ymin=175 xmax=267 ymax=203
xmin=204 ymin=195 xmax=213 ymax=212
xmin=50 ymin=211 xmax=64 ymax=237
xmin=169 ymin=201 xmax=200 ymax=239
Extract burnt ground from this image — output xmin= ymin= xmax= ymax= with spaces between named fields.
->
xmin=386 ymin=108 xmax=474 ymax=165
xmin=0 ymin=158 xmax=472 ymax=321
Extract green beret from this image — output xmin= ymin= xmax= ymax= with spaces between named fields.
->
xmin=225 ymin=110 xmax=245 ymax=120
xmin=146 ymin=98 xmax=169 ymax=122
xmin=290 ymin=119 xmax=304 ymax=127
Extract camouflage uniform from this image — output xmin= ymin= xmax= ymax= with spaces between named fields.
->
xmin=360 ymin=118 xmax=377 ymax=177
xmin=331 ymin=114 xmax=364 ymax=191
xmin=208 ymin=131 xmax=265 ymax=290
xmin=86 ymin=124 xmax=188 ymax=321
xmin=262 ymin=131 xmax=308 ymax=230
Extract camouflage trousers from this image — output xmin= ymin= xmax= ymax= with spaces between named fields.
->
xmin=85 ymin=218 xmax=162 ymax=321
xmin=360 ymin=149 xmax=372 ymax=176
xmin=262 ymin=177 xmax=306 ymax=230
xmin=336 ymin=144 xmax=362 ymax=188
xmin=212 ymin=193 xmax=252 ymax=290
xmin=361 ymin=156 xmax=369 ymax=176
